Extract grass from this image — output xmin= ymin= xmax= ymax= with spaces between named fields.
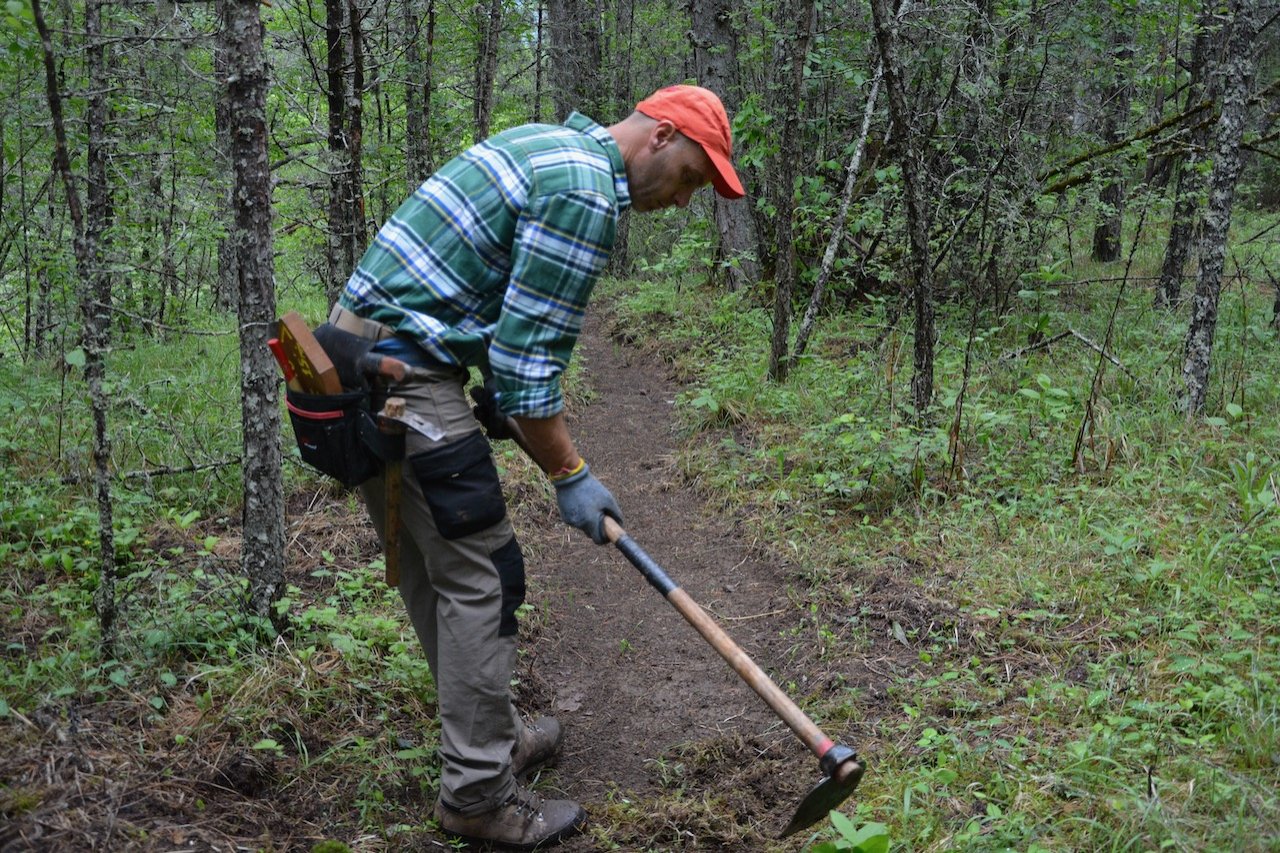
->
xmin=1 ymin=211 xmax=1278 ymax=849
xmin=605 ymin=217 xmax=1280 ymax=851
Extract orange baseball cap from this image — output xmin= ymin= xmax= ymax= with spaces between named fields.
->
xmin=635 ymin=85 xmax=745 ymax=200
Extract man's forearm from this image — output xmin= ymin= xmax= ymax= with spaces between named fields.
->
xmin=511 ymin=412 xmax=581 ymax=477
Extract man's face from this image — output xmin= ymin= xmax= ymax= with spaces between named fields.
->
xmin=628 ymin=122 xmax=715 ymax=213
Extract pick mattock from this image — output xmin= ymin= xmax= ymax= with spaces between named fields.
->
xmin=486 ymin=413 xmax=866 ymax=836
xmin=599 ymin=515 xmax=865 ymax=838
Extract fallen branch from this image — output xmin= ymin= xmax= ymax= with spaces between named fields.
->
xmin=1000 ymin=328 xmax=1134 ymax=380
xmin=60 ymin=459 xmax=240 ymax=486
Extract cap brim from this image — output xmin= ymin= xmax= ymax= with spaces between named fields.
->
xmin=705 ymin=147 xmax=745 ymax=199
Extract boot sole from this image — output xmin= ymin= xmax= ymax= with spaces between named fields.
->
xmin=440 ymin=808 xmax=586 ymax=851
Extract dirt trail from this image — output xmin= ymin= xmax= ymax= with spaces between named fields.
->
xmin=509 ymin=303 xmax=828 ymax=848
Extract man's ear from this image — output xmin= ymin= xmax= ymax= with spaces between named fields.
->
xmin=649 ymin=119 xmax=678 ymax=151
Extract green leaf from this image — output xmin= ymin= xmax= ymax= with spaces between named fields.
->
xmin=847 ymin=823 xmax=890 ymax=853
xmin=252 ymin=738 xmax=280 ymax=751
xmin=65 ymin=347 xmax=86 ymax=369
xmin=829 ymin=810 xmax=858 ymax=836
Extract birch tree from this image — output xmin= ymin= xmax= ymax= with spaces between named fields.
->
xmin=220 ymin=0 xmax=286 ymax=623
xmin=1180 ymin=0 xmax=1260 ymax=418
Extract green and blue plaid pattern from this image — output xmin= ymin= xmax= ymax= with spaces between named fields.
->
xmin=339 ymin=113 xmax=630 ymax=418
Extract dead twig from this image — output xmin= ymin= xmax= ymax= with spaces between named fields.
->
xmin=999 ymin=329 xmax=1134 ymax=380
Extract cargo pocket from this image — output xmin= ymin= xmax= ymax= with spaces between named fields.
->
xmin=491 ymin=537 xmax=526 ymax=637
xmin=286 ymin=388 xmax=382 ymax=488
xmin=410 ymin=431 xmax=507 ymax=540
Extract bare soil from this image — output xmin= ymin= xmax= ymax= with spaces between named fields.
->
xmin=1 ymin=301 xmax=920 ymax=851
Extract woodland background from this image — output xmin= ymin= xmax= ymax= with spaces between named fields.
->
xmin=2 ymin=0 xmax=1280 ymax=849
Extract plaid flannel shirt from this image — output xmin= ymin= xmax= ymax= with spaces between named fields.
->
xmin=338 ymin=113 xmax=631 ymax=418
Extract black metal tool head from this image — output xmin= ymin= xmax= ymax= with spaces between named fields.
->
xmin=778 ymin=746 xmax=865 ymax=838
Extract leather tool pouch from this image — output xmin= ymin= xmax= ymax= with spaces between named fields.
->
xmin=285 ymin=388 xmax=385 ymax=488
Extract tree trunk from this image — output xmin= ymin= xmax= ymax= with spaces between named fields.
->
xmin=1091 ymin=26 xmax=1134 ymax=263
xmin=1180 ymin=0 xmax=1258 ymax=419
xmin=221 ymin=0 xmax=286 ymax=625
xmin=766 ymin=0 xmax=814 ymax=382
xmin=325 ymin=0 xmax=351 ymax=304
xmin=214 ymin=13 xmax=239 ymax=314
xmin=688 ymin=0 xmax=760 ymax=291
xmin=791 ymin=65 xmax=883 ymax=362
xmin=473 ymin=0 xmax=502 ymax=140
xmin=33 ymin=0 xmax=118 ymax=651
xmin=607 ymin=0 xmax=634 ymax=274
xmin=547 ymin=0 xmax=602 ymax=121
xmin=1157 ymin=12 xmax=1216 ymax=308
xmin=870 ymin=0 xmax=935 ymax=419
xmin=347 ymin=0 xmax=367 ymax=260
xmin=404 ymin=0 xmax=435 ymax=187
xmin=533 ymin=1 xmax=545 ymax=123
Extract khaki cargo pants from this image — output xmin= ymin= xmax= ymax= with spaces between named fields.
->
xmin=354 ymin=347 xmax=525 ymax=814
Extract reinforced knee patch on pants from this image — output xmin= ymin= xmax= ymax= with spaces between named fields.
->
xmin=410 ymin=431 xmax=507 ymax=540
xmin=490 ymin=537 xmax=526 ymax=637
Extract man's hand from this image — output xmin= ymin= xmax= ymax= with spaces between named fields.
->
xmin=470 ymin=380 xmax=515 ymax=441
xmin=553 ymin=463 xmax=622 ymax=544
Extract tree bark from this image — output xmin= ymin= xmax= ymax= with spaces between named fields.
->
xmin=533 ymin=1 xmax=545 ymax=123
xmin=1157 ymin=12 xmax=1217 ymax=308
xmin=547 ymin=0 xmax=602 ymax=121
xmin=607 ymin=0 xmax=635 ymax=274
xmin=1091 ymin=26 xmax=1134 ymax=263
xmin=325 ymin=0 xmax=350 ymax=304
xmin=688 ymin=0 xmax=759 ymax=291
xmin=33 ymin=0 xmax=118 ymax=651
xmin=473 ymin=0 xmax=502 ymax=140
xmin=347 ymin=0 xmax=367 ymax=259
xmin=214 ymin=10 xmax=239 ymax=313
xmin=766 ymin=0 xmax=814 ymax=382
xmin=404 ymin=0 xmax=435 ymax=187
xmin=870 ymin=0 xmax=935 ymax=419
xmin=1180 ymin=0 xmax=1259 ymax=419
xmin=221 ymin=0 xmax=286 ymax=624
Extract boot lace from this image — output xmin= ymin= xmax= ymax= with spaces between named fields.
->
xmin=507 ymin=787 xmax=544 ymax=818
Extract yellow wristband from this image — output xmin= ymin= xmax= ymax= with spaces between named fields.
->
xmin=549 ymin=457 xmax=586 ymax=482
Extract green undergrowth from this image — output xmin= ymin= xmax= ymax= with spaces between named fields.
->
xmin=0 ymin=300 xmax=456 ymax=845
xmin=604 ymin=255 xmax=1280 ymax=851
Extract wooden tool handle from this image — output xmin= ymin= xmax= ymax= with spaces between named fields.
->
xmin=379 ymin=397 xmax=407 ymax=587
xmin=601 ymin=515 xmax=833 ymax=761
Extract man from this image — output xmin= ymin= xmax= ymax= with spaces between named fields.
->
xmin=331 ymin=85 xmax=744 ymax=850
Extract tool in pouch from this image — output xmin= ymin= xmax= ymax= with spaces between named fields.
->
xmin=269 ymin=311 xmax=446 ymax=586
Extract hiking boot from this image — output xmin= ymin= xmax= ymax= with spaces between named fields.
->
xmin=434 ymin=786 xmax=586 ymax=850
xmin=510 ymin=716 xmax=562 ymax=778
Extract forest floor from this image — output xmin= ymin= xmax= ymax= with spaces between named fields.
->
xmin=1 ymin=301 xmax=924 ymax=851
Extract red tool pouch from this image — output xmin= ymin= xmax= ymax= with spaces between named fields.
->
xmin=285 ymin=388 xmax=384 ymax=488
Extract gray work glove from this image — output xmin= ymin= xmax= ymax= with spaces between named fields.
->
xmin=552 ymin=463 xmax=622 ymax=545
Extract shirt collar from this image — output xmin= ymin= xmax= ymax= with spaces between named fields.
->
xmin=564 ymin=111 xmax=632 ymax=213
